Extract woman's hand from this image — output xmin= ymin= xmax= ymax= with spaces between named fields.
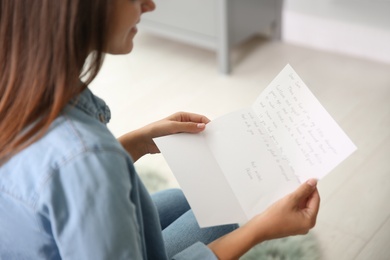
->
xmin=118 ymin=112 xmax=210 ymax=162
xmin=208 ymin=179 xmax=320 ymax=259
xmin=250 ymin=178 xmax=320 ymax=240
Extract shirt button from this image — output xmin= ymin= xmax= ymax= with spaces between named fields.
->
xmin=99 ymin=114 xmax=105 ymax=123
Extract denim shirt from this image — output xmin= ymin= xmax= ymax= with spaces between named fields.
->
xmin=0 ymin=88 xmax=216 ymax=259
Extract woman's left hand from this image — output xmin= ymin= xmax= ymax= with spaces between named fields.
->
xmin=118 ymin=112 xmax=210 ymax=162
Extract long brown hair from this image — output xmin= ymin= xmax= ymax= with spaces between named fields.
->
xmin=0 ymin=0 xmax=112 ymax=164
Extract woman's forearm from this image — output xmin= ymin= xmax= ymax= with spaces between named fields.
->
xmin=207 ymin=220 xmax=266 ymax=260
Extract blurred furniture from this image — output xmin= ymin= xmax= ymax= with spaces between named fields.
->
xmin=139 ymin=0 xmax=284 ymax=74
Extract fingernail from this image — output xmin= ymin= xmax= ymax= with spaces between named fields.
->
xmin=307 ymin=179 xmax=317 ymax=187
xmin=197 ymin=123 xmax=206 ymax=129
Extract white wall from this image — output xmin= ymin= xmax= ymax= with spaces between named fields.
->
xmin=282 ymin=0 xmax=390 ymax=64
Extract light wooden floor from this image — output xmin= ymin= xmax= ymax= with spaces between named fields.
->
xmin=90 ymin=32 xmax=390 ymax=260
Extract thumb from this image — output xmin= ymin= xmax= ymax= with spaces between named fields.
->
xmin=292 ymin=179 xmax=317 ymax=202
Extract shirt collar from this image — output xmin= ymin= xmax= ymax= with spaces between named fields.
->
xmin=70 ymin=88 xmax=111 ymax=124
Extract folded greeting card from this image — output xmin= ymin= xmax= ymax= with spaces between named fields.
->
xmin=154 ymin=64 xmax=357 ymax=227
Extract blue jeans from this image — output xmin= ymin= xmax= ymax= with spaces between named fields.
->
xmin=151 ymin=189 xmax=239 ymax=258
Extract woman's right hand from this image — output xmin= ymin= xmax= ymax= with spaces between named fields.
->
xmin=208 ymin=179 xmax=320 ymax=259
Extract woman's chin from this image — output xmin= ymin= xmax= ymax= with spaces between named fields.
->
xmin=107 ymin=42 xmax=134 ymax=55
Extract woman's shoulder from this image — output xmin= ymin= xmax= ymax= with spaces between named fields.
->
xmin=0 ymin=107 xmax=133 ymax=209
xmin=54 ymin=105 xmax=123 ymax=155
xmin=1 ymin=105 xmax=130 ymax=183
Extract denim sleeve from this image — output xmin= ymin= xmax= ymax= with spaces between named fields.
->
xmin=38 ymin=148 xmax=144 ymax=259
xmin=172 ymin=242 xmax=218 ymax=260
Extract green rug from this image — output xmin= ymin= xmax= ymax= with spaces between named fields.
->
xmin=136 ymin=160 xmax=322 ymax=260
xmin=240 ymin=234 xmax=321 ymax=260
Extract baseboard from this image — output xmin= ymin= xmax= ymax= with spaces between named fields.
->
xmin=282 ymin=10 xmax=390 ymax=64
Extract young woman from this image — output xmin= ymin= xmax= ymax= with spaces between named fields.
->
xmin=0 ymin=0 xmax=320 ymax=259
